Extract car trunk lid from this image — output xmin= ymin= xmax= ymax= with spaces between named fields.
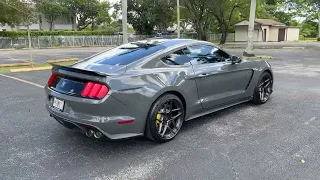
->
xmin=49 ymin=64 xmax=112 ymax=99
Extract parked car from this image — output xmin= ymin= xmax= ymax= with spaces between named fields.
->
xmin=45 ymin=39 xmax=273 ymax=142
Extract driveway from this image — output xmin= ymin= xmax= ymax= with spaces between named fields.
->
xmin=0 ymin=48 xmax=320 ymax=179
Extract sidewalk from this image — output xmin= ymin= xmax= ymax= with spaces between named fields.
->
xmin=222 ymin=42 xmax=320 ymax=49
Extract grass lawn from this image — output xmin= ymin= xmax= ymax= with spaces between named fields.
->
xmin=0 ymin=61 xmax=75 ymax=73
xmin=299 ymin=37 xmax=318 ymax=42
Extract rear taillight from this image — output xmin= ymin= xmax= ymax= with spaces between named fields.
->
xmin=48 ymin=73 xmax=58 ymax=87
xmin=81 ymin=82 xmax=109 ymax=99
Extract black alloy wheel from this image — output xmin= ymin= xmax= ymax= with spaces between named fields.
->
xmin=146 ymin=94 xmax=185 ymax=142
xmin=252 ymin=72 xmax=273 ymax=104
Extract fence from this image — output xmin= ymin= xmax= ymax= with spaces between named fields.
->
xmin=0 ymin=33 xmax=235 ymax=49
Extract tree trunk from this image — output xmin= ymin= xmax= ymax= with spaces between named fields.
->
xmin=91 ymin=20 xmax=95 ymax=31
xmin=49 ymin=21 xmax=53 ymax=31
xmin=195 ymin=23 xmax=207 ymax=41
xmin=219 ymin=24 xmax=228 ymax=45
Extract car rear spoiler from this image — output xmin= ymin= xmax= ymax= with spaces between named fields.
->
xmin=51 ymin=64 xmax=109 ymax=77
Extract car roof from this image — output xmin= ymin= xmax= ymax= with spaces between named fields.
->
xmin=135 ymin=38 xmax=195 ymax=48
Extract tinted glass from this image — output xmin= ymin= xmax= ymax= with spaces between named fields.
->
xmin=51 ymin=76 xmax=85 ymax=96
xmin=187 ymin=45 xmax=230 ymax=65
xmin=83 ymin=43 xmax=166 ymax=65
xmin=161 ymin=48 xmax=192 ymax=66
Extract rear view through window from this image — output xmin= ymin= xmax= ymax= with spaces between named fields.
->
xmin=82 ymin=43 xmax=166 ymax=66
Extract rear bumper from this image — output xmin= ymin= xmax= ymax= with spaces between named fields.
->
xmin=45 ymin=87 xmax=146 ymax=139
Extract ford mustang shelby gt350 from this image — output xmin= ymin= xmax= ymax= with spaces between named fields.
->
xmin=45 ymin=39 xmax=273 ymax=142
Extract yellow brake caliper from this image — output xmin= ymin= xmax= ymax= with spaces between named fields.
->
xmin=156 ymin=113 xmax=161 ymax=126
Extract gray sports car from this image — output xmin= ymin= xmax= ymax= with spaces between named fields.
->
xmin=45 ymin=39 xmax=273 ymax=142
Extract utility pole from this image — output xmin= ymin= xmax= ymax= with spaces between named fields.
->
xmin=318 ymin=9 xmax=320 ymax=38
xmin=27 ymin=24 xmax=34 ymax=68
xmin=244 ymin=0 xmax=256 ymax=57
xmin=122 ymin=0 xmax=128 ymax=44
xmin=177 ymin=0 xmax=180 ymax=38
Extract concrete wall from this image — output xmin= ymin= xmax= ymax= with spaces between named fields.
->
xmin=286 ymin=28 xmax=300 ymax=41
xmin=269 ymin=26 xmax=280 ymax=42
xmin=235 ymin=26 xmax=248 ymax=41
xmin=235 ymin=25 xmax=262 ymax=42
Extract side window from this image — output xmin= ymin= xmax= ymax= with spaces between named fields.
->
xmin=186 ymin=45 xmax=231 ymax=65
xmin=161 ymin=48 xmax=192 ymax=66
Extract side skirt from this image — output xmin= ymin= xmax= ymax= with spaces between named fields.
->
xmin=185 ymin=96 xmax=252 ymax=121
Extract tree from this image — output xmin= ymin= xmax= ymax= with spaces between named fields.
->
xmin=115 ymin=0 xmax=175 ymax=35
xmin=0 ymin=0 xmax=33 ymax=26
xmin=182 ymin=0 xmax=213 ymax=41
xmin=209 ymin=0 xmax=250 ymax=44
xmin=65 ymin=0 xmax=111 ymax=31
xmin=171 ymin=7 xmax=193 ymax=32
xmin=287 ymin=0 xmax=320 ymax=37
xmin=182 ymin=0 xmax=250 ymax=43
xmin=92 ymin=1 xmax=112 ymax=30
xmin=35 ymin=0 xmax=68 ymax=30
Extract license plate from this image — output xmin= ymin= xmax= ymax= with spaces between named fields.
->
xmin=52 ymin=97 xmax=64 ymax=111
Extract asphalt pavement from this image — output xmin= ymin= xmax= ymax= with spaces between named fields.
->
xmin=0 ymin=47 xmax=109 ymax=64
xmin=0 ymin=49 xmax=320 ymax=179
xmin=1 ymin=42 xmax=320 ymax=65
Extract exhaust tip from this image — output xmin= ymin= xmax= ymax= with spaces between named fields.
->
xmin=93 ymin=131 xmax=103 ymax=139
xmin=85 ymin=129 xmax=94 ymax=137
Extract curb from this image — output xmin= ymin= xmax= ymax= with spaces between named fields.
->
xmin=223 ymin=46 xmax=315 ymax=50
xmin=0 ymin=57 xmax=78 ymax=68
xmin=0 ymin=45 xmax=114 ymax=51
xmin=0 ymin=62 xmax=34 ymax=68
xmin=47 ymin=58 xmax=79 ymax=63
xmin=282 ymin=47 xmax=305 ymax=49
xmin=243 ymin=55 xmax=274 ymax=59
xmin=10 ymin=66 xmax=52 ymax=72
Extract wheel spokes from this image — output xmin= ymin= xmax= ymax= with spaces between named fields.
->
xmin=156 ymin=99 xmax=183 ymax=138
xmin=259 ymin=75 xmax=272 ymax=101
xmin=169 ymin=112 xmax=182 ymax=122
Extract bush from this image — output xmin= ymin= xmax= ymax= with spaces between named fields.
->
xmin=0 ymin=30 xmax=114 ymax=38
xmin=317 ymin=37 xmax=320 ymax=41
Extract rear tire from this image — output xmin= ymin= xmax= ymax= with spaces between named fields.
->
xmin=252 ymin=71 xmax=273 ymax=104
xmin=145 ymin=94 xmax=185 ymax=143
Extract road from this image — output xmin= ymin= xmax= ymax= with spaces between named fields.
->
xmin=0 ymin=47 xmax=109 ymax=64
xmin=1 ymin=45 xmax=319 ymax=64
xmin=0 ymin=48 xmax=320 ymax=179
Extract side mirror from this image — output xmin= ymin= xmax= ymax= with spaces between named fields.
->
xmin=231 ymin=56 xmax=241 ymax=64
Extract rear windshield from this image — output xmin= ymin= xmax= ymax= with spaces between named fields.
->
xmin=83 ymin=43 xmax=166 ymax=65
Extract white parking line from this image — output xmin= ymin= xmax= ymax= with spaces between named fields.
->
xmin=305 ymin=117 xmax=317 ymax=125
xmin=0 ymin=73 xmax=44 ymax=88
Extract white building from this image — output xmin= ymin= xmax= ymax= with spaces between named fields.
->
xmin=234 ymin=19 xmax=300 ymax=42
xmin=0 ymin=13 xmax=77 ymax=31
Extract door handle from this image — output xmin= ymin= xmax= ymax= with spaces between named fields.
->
xmin=198 ymin=73 xmax=209 ymax=77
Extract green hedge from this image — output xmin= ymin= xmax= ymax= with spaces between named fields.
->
xmin=317 ymin=37 xmax=320 ymax=41
xmin=0 ymin=30 xmax=114 ymax=38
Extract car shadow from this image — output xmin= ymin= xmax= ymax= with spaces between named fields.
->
xmin=53 ymin=102 xmax=253 ymax=156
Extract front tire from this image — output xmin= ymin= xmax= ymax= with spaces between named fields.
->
xmin=252 ymin=71 xmax=273 ymax=104
xmin=145 ymin=94 xmax=185 ymax=143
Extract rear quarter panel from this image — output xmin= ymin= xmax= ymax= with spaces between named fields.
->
xmin=108 ymin=66 xmax=200 ymax=124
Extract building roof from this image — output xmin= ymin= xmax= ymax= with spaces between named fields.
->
xmin=235 ymin=19 xmax=286 ymax=26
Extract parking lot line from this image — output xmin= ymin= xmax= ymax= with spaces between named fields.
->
xmin=0 ymin=73 xmax=44 ymax=88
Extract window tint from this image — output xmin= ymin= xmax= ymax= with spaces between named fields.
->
xmin=186 ymin=45 xmax=230 ymax=65
xmin=161 ymin=48 xmax=192 ymax=66
xmin=83 ymin=43 xmax=166 ymax=66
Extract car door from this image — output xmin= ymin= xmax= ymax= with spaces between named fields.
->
xmin=188 ymin=44 xmax=253 ymax=109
